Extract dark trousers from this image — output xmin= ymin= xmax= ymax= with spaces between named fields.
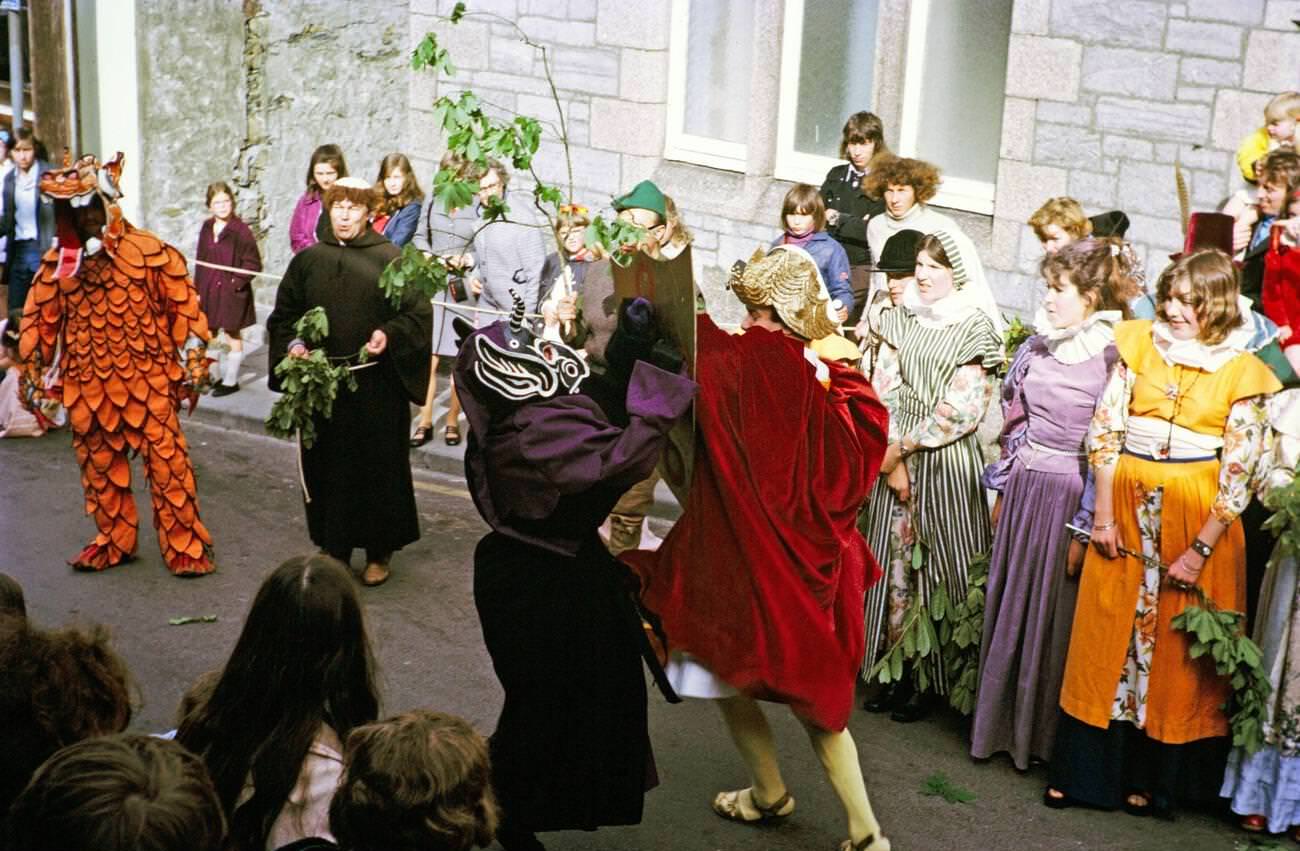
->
xmin=7 ymin=239 xmax=43 ymax=312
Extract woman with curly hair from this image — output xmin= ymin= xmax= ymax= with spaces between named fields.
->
xmin=971 ymin=238 xmax=1137 ymax=770
xmin=863 ymin=157 xmax=961 ymax=289
xmin=177 ymin=555 xmax=380 ymax=851
xmin=330 ymin=710 xmax=499 ymax=851
xmin=1046 ymin=250 xmax=1280 ymax=816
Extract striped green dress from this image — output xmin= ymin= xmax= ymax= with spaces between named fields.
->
xmin=860 ymin=306 xmax=1002 ymax=693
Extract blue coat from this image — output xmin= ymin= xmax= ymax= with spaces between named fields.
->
xmin=771 ymin=230 xmax=853 ymax=313
xmin=382 ymin=201 xmax=422 ymax=248
xmin=0 ymin=160 xmax=55 ymax=251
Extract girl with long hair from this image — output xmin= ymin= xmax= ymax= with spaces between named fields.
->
xmin=289 ymin=144 xmax=348 ymax=254
xmin=371 ymin=152 xmax=424 ymax=248
xmin=176 ymin=555 xmax=380 ymax=851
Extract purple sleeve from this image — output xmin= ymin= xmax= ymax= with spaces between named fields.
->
xmin=980 ymin=337 xmax=1035 ymax=492
xmin=1070 ymin=471 xmax=1096 ymax=538
xmin=516 ymin=361 xmax=697 ymax=494
xmin=289 ymin=194 xmax=318 ymax=254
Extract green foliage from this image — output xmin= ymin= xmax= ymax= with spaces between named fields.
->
xmin=584 ymin=216 xmax=648 ymax=268
xmin=449 ymin=1 xmax=467 ymax=23
xmin=938 ymin=549 xmax=989 ymax=716
xmin=1167 ymin=579 xmax=1271 ymax=754
xmin=265 ymin=308 xmax=361 ymax=449
xmin=410 ymin=32 xmax=455 ymax=76
xmin=866 ymin=540 xmax=941 ymax=693
xmin=1263 ymin=474 xmax=1300 ymax=569
xmin=1000 ymin=315 xmax=1033 ymax=375
xmin=379 ymin=243 xmax=451 ymax=309
xmin=920 ymin=772 xmax=976 ymax=805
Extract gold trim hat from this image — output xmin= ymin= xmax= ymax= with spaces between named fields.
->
xmin=727 ymin=244 xmax=838 ymax=340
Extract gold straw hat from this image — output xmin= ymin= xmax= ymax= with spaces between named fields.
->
xmin=727 ymin=244 xmax=838 ymax=340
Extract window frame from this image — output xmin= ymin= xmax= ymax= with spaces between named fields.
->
xmin=772 ymin=0 xmax=1000 ymax=214
xmin=662 ymin=0 xmax=749 ymax=173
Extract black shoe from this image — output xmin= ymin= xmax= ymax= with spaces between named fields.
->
xmin=211 ymin=382 xmax=240 ymax=397
xmin=862 ymin=683 xmax=898 ymax=713
xmin=409 ymin=425 xmax=433 ymax=447
xmin=889 ymin=690 xmax=931 ymax=723
xmin=496 ymin=824 xmax=545 ymax=851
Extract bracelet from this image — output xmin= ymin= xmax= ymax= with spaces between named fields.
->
xmin=1190 ymin=538 xmax=1214 ymax=558
xmin=1093 ymin=520 xmax=1116 ymax=531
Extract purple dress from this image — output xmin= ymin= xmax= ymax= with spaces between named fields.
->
xmin=969 ymin=335 xmax=1116 ymax=769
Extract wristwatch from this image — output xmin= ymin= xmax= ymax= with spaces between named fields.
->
xmin=1190 ymin=538 xmax=1214 ymax=558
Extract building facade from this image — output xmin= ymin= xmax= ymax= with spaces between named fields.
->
xmin=58 ymin=0 xmax=1300 ymax=333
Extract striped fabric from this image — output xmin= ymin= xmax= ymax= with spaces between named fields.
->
xmin=860 ymin=308 xmax=1001 ymax=693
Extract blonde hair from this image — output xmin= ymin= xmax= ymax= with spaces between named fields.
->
xmin=1028 ymin=197 xmax=1092 ymax=242
xmin=1265 ymin=91 xmax=1300 ymax=123
xmin=1155 ymin=249 xmax=1243 ymax=345
xmin=664 ymin=194 xmax=693 ymax=250
xmin=864 ymin=157 xmax=941 ymax=205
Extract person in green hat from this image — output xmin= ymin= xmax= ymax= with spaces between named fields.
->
xmin=612 ymin=179 xmax=689 ymax=261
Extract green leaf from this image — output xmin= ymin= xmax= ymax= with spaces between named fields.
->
xmin=168 ymin=614 xmax=217 ymax=626
xmin=450 ymin=1 xmax=466 ymax=23
xmin=910 ymin=540 xmax=924 ymax=571
xmin=921 ymin=772 xmax=976 ymax=805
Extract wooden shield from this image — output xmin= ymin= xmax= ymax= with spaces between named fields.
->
xmin=610 ymin=247 xmax=697 ymax=507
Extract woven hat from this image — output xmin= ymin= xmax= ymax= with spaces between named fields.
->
xmin=728 ymin=244 xmax=838 ymax=340
xmin=872 ymin=229 xmax=924 ymax=273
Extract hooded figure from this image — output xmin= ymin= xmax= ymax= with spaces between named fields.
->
xmin=266 ymin=177 xmax=432 ymax=586
xmin=453 ymin=295 xmax=696 ymax=850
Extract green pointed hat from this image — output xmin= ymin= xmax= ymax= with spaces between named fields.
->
xmin=612 ymin=179 xmax=667 ymax=219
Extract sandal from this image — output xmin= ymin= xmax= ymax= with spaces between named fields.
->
xmin=711 ymin=787 xmax=794 ymax=824
xmin=444 ymin=424 xmax=462 ymax=446
xmin=840 ymin=835 xmax=890 ymax=851
xmin=1240 ymin=814 xmax=1267 ymax=832
xmin=410 ymin=425 xmax=433 ymax=448
xmin=361 ymin=560 xmax=390 ymax=587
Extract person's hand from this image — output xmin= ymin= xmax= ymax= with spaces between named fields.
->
xmin=990 ymin=495 xmax=1003 ymax=527
xmin=854 ymin=317 xmax=871 ymax=340
xmin=1280 ymin=325 xmax=1293 ymax=344
xmin=1066 ymin=539 xmax=1086 ymax=577
xmin=469 ymin=277 xmax=483 ymax=296
xmin=365 ymin=329 xmax=388 ymax=356
xmin=836 ymin=305 xmax=850 ymax=323
xmin=289 ymin=343 xmax=309 ymax=359
xmin=541 ymin=302 xmax=558 ymax=327
xmin=825 ymin=208 xmax=841 ymax=227
xmin=1166 ymin=549 xmax=1206 ymax=590
xmin=557 ymin=293 xmax=578 ymax=323
xmin=1090 ymin=523 xmax=1120 ymax=559
xmin=881 ymin=441 xmax=903 ymax=474
xmin=886 ymin=461 xmax=910 ymax=503
xmin=1283 ymin=218 xmax=1300 ymax=242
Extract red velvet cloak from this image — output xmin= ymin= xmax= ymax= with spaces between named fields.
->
xmin=624 ymin=316 xmax=888 ymax=731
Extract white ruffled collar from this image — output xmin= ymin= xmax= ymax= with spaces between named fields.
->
xmin=1033 ymin=309 xmax=1120 ymax=365
xmin=902 ymin=282 xmax=980 ymax=329
xmin=1150 ymin=296 xmax=1256 ymax=372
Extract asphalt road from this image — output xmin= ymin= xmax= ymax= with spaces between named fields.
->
xmin=0 ymin=423 xmax=1258 ymax=851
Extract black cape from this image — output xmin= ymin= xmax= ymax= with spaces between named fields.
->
xmin=266 ymin=227 xmax=432 ymax=554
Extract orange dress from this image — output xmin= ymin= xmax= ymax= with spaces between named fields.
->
xmin=1058 ymin=321 xmax=1279 ymax=744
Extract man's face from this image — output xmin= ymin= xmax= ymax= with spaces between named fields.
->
xmin=12 ymin=141 xmax=34 ymax=171
xmin=1259 ymin=180 xmax=1288 ymax=217
xmin=72 ymin=195 xmax=107 ymax=243
xmin=330 ymin=200 xmax=369 ymax=242
xmin=617 ymin=207 xmax=668 ymax=257
xmin=477 ymin=169 xmax=504 ymax=207
xmin=883 ymin=183 xmax=916 ymax=218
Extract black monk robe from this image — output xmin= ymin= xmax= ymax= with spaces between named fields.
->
xmin=267 ymin=227 xmax=432 ymax=556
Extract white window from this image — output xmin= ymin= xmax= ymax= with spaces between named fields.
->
xmin=774 ymin=0 xmax=882 ymax=184
xmin=897 ymin=0 xmax=1014 ymax=213
xmin=664 ymin=0 xmax=754 ymax=172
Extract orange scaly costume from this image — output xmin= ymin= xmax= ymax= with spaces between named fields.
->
xmin=18 ymin=153 xmax=216 ymax=575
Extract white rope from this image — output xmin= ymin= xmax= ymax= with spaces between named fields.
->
xmin=190 ymin=258 xmax=541 ymax=319
xmin=293 ymin=360 xmax=380 ymax=505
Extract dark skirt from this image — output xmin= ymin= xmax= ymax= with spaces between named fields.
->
xmin=1048 ymin=711 xmax=1230 ymax=811
xmin=474 ymin=530 xmax=654 ymax=834
xmin=301 ymin=362 xmax=420 ymax=554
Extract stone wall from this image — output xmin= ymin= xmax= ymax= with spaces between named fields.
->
xmin=134 ymin=0 xmax=410 ymax=319
xmin=990 ymin=0 xmax=1300 ymax=315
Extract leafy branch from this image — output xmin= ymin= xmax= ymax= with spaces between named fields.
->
xmin=265 ymin=307 xmax=360 ymax=449
xmin=920 ymin=772 xmax=976 ymax=805
xmin=1000 ymin=315 xmax=1032 ymax=376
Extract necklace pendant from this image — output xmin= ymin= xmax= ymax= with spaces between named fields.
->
xmin=1156 ymin=442 xmax=1171 ymax=460
xmin=1164 ymin=383 xmax=1179 ymax=400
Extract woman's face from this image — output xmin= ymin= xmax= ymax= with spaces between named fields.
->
xmin=1258 ymin=180 xmax=1288 ymax=217
xmin=914 ymin=250 xmax=954 ymax=304
xmin=383 ymin=167 xmax=406 ymax=198
xmin=560 ymin=226 xmax=585 ymax=255
xmin=885 ymin=272 xmax=913 ymax=306
xmin=313 ymin=162 xmax=339 ymax=192
xmin=1163 ymin=277 xmax=1202 ymax=341
xmin=785 ymin=210 xmax=815 ymax=237
xmin=884 ymin=183 xmax=917 ymax=218
xmin=209 ymin=192 xmax=233 ymax=221
xmin=1043 ymin=271 xmax=1093 ymax=329
xmin=1039 ymin=224 xmax=1075 ymax=255
xmin=846 ymin=140 xmax=875 ymax=170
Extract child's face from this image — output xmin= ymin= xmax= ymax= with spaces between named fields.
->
xmin=209 ymin=192 xmax=233 ymax=220
xmin=785 ymin=210 xmax=815 ymax=236
xmin=1267 ymin=116 xmax=1297 ymax=143
xmin=11 ymin=141 xmax=34 ymax=171
xmin=560 ymin=226 xmax=584 ymax=255
xmin=313 ymin=162 xmax=339 ymax=192
xmin=885 ymin=272 xmax=913 ymax=305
